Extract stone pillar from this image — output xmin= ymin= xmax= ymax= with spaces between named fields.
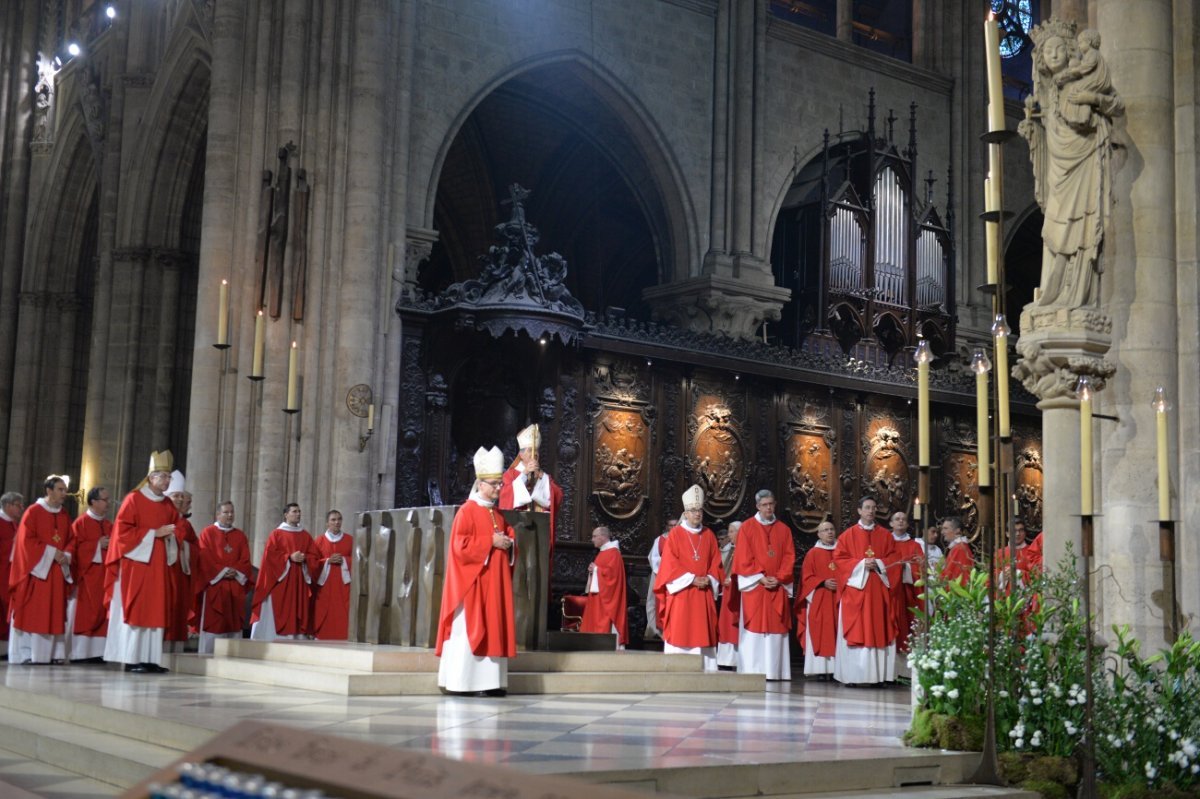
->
xmin=1095 ymin=0 xmax=1176 ymax=649
xmin=648 ymin=0 xmax=789 ymax=339
xmin=836 ymin=0 xmax=853 ymax=42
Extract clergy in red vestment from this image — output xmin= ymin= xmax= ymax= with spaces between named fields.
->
xmin=1025 ymin=530 xmax=1044 ymax=575
xmin=580 ymin=526 xmax=628 ymax=648
xmin=195 ymin=501 xmax=252 ymax=654
xmin=645 ymin=520 xmax=675 ymax=639
xmin=251 ymin=503 xmax=319 ymax=640
xmin=437 ymin=446 xmax=517 ymax=696
xmin=995 ymin=519 xmax=1033 ymax=592
xmin=832 ymin=496 xmax=898 ymax=685
xmin=654 ymin=485 xmax=724 ymax=672
xmin=165 ymin=472 xmax=198 ymax=650
xmin=8 ymin=477 xmax=73 ymax=663
xmin=732 ymin=490 xmax=795 ymax=680
xmin=939 ymin=517 xmax=974 ymax=587
xmin=885 ymin=510 xmax=925 ymax=662
xmin=796 ymin=520 xmax=838 ymax=677
xmin=715 ymin=521 xmax=740 ymax=668
xmin=0 ymin=491 xmax=26 ymax=647
xmin=104 ymin=452 xmax=181 ymax=673
xmin=311 ymin=509 xmax=353 ymax=640
xmin=67 ymin=487 xmax=111 ymax=662
xmin=499 ymin=424 xmax=562 ymax=563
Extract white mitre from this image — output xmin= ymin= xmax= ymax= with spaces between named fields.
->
xmin=517 ymin=423 xmax=540 ymax=451
xmin=681 ymin=484 xmax=705 ymax=512
xmin=166 ymin=469 xmax=187 ymax=496
xmin=473 ymin=446 xmax=504 ymax=479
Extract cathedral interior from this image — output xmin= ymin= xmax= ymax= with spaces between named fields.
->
xmin=1 ymin=0 xmax=1199 ymax=791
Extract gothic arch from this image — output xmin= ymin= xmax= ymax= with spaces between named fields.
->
xmin=762 ymin=139 xmax=829 ymax=263
xmin=422 ymin=51 xmax=698 ymax=287
xmin=23 ymin=114 xmax=97 ymax=292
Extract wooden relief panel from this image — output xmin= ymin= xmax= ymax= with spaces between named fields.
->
xmin=781 ymin=395 xmax=834 ymax=534
xmin=943 ymin=451 xmax=981 ymax=540
xmin=861 ymin=412 xmax=912 ymax=521
xmin=591 ymin=408 xmax=649 ymax=520
xmin=1015 ymin=444 xmax=1044 ymax=531
xmin=688 ymin=383 xmax=747 ymax=520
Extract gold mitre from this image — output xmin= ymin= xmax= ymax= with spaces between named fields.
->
xmin=517 ymin=423 xmax=540 ymax=451
xmin=136 ymin=449 xmax=175 ymax=491
xmin=681 ymin=484 xmax=704 ymax=512
xmin=473 ymin=446 xmax=505 ymax=480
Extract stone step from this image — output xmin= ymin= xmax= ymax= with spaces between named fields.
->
xmin=757 ymin=788 xmax=1041 ymax=799
xmin=579 ymin=752 xmax=987 ymax=799
xmin=0 ymin=743 xmax=119 ymax=798
xmin=0 ymin=704 xmax=183 ymax=790
xmin=170 ymin=653 xmax=763 ymax=695
xmin=215 ymin=638 xmax=703 ymax=673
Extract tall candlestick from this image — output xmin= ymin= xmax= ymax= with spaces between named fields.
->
xmin=914 ymin=339 xmax=933 ymax=467
xmin=984 ymin=14 xmax=1006 ymax=132
xmin=286 ymin=341 xmax=299 ymax=410
xmin=992 ymin=315 xmax=1011 ymax=437
xmin=913 ymin=497 xmax=922 ymax=522
xmin=367 ymin=403 xmax=375 ymax=431
xmin=984 ymin=177 xmax=999 ymax=285
xmin=1153 ymin=387 xmax=1171 ymax=519
xmin=217 ymin=279 xmax=229 ymax=347
xmin=971 ymin=348 xmax=992 ymax=487
xmin=1078 ymin=377 xmax=1093 ymax=515
xmin=251 ymin=309 xmax=265 ymax=379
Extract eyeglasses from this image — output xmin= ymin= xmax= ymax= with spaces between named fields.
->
xmin=482 ymin=480 xmax=503 ymax=488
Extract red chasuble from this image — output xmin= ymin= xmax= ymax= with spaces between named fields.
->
xmin=885 ymin=535 xmax=925 ymax=653
xmin=940 ymin=540 xmax=975 ymax=586
xmin=436 ymin=500 xmax=517 ymax=658
xmin=165 ymin=518 xmax=198 ymax=641
xmin=654 ymin=525 xmax=724 ymax=649
xmin=0 ymin=513 xmax=18 ymax=640
xmin=717 ymin=571 xmax=740 ymax=648
xmin=499 ymin=465 xmax=563 ymax=562
xmin=580 ymin=544 xmax=628 ymax=644
xmin=107 ymin=490 xmax=181 ymax=629
xmin=795 ymin=543 xmax=838 ymax=656
xmin=10 ymin=503 xmax=72 ymax=634
xmin=833 ymin=523 xmax=897 ymax=649
xmin=251 ymin=527 xmax=319 ymax=636
xmin=732 ymin=517 xmax=796 ymax=634
xmin=311 ymin=532 xmax=354 ymax=640
xmin=195 ymin=524 xmax=253 ymax=634
xmin=1025 ymin=533 xmax=1044 ymax=575
xmin=69 ymin=513 xmax=111 ymax=637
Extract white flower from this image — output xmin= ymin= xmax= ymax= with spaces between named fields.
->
xmin=1032 ymin=697 xmax=1043 ymax=705
xmin=999 ymin=690 xmax=1010 ymax=699
xmin=1183 ymin=740 xmax=1197 ymax=758
xmin=1065 ymin=722 xmax=1077 ymax=735
xmin=1145 ymin=763 xmax=1157 ymax=780
xmin=1169 ymin=730 xmax=1180 ymax=741
xmin=1015 ymin=738 xmax=1024 ymax=748
xmin=1029 ymin=686 xmax=1041 ymax=697
xmin=1068 ymin=683 xmax=1080 ymax=695
xmin=944 ymin=670 xmax=958 ymax=680
xmin=1191 ymin=763 xmax=1199 ymax=775
xmin=947 ymin=689 xmax=960 ymax=700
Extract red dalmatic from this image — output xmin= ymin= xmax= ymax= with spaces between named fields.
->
xmin=795 ymin=543 xmax=838 ymax=657
xmin=833 ymin=523 xmax=897 ymax=649
xmin=194 ymin=525 xmax=253 ymax=634
xmin=69 ymin=513 xmax=111 ymax=637
xmin=580 ymin=544 xmax=628 ymax=645
xmin=311 ymin=532 xmax=354 ymax=640
xmin=251 ymin=527 xmax=319 ymax=636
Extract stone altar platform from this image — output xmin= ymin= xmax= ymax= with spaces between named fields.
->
xmin=166 ymin=639 xmax=764 ymax=696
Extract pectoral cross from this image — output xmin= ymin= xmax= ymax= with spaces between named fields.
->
xmin=865 ymin=547 xmax=875 ymax=558
xmin=52 ymin=534 xmax=61 ymax=543
xmin=224 ymin=544 xmax=233 ymax=554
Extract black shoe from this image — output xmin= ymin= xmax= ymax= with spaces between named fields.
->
xmin=482 ymin=688 xmax=507 ymax=697
xmin=125 ymin=664 xmax=150 ymax=673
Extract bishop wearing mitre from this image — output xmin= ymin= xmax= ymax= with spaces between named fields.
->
xmin=499 ymin=423 xmax=563 ymax=550
xmin=654 ymin=485 xmax=724 ymax=672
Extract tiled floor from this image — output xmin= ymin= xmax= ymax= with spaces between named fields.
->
xmin=0 ymin=746 xmax=113 ymax=798
xmin=2 ymin=664 xmax=916 ymax=783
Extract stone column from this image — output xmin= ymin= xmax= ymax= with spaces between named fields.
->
xmin=836 ymin=0 xmax=853 ymax=42
xmin=647 ymin=0 xmax=789 ymax=339
xmin=1094 ymin=0 xmax=1176 ymax=649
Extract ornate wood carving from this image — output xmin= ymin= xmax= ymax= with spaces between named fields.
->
xmin=1015 ymin=444 xmax=1044 ymax=531
xmin=943 ymin=451 xmax=981 ymax=540
xmin=861 ymin=411 xmax=912 ymax=521
xmin=688 ymin=383 xmax=748 ymax=520
xmin=396 ymin=335 xmax=426 ymax=507
xmin=780 ymin=394 xmax=835 ymax=534
xmin=555 ymin=369 xmax=582 ymax=540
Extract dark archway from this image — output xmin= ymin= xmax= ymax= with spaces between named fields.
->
xmin=1005 ymin=207 xmax=1042 ymax=336
xmin=422 ymin=63 xmax=673 ymax=320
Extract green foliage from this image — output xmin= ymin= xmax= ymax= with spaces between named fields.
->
xmin=907 ymin=545 xmax=1200 ymax=795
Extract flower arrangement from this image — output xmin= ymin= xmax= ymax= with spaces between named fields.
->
xmin=906 ymin=548 xmax=1200 ymax=798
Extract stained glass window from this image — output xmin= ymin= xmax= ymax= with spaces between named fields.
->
xmin=990 ymin=0 xmax=1034 ymax=58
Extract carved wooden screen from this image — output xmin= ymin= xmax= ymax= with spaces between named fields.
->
xmin=872 ymin=166 xmax=909 ymax=306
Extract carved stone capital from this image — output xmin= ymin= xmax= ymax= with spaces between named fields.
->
xmin=119 ymin=73 xmax=155 ymax=88
xmin=30 ymin=141 xmax=54 ymax=156
xmin=1013 ymin=306 xmax=1115 ymax=407
xmin=152 ymin=247 xmax=192 ymax=269
xmin=112 ymin=247 xmax=151 ymax=264
xmin=643 ymin=275 xmax=791 ymax=340
xmin=404 ymin=227 xmax=439 ymax=285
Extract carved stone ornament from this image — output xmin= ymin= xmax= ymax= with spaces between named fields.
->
xmin=1018 ymin=17 xmax=1124 ymax=311
xmin=591 ymin=409 xmax=649 ymax=520
xmin=432 ymin=184 xmax=587 ymax=344
xmin=861 ymin=424 xmax=910 ymax=520
xmin=1014 ymin=306 xmax=1114 ymax=405
xmin=1015 ymin=446 xmax=1044 ymax=530
xmin=643 ymin=274 xmax=792 ymax=341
